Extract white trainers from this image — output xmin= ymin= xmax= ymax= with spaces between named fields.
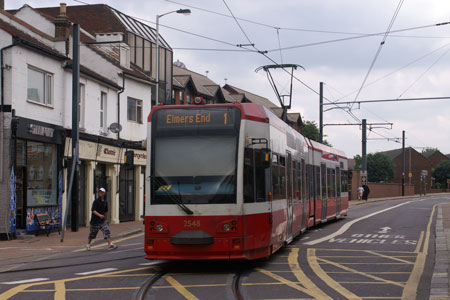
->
xmin=107 ymin=244 xmax=118 ymax=250
xmin=85 ymin=244 xmax=91 ymax=251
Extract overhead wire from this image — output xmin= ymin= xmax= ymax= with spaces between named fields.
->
xmin=352 ymin=0 xmax=405 ymax=106
xmin=397 ymin=45 xmax=450 ymax=98
xmin=165 ymin=0 xmax=450 ymax=39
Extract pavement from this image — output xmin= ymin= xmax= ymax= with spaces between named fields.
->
xmin=0 ymin=221 xmax=144 ymax=262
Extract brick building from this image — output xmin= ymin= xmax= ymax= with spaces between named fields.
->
xmin=422 ymin=151 xmax=449 ymax=169
xmin=378 ymin=147 xmax=432 ymax=194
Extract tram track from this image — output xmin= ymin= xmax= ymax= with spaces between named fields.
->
xmin=135 ymin=271 xmax=166 ymax=300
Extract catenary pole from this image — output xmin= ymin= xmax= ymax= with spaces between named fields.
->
xmin=402 ymin=130 xmax=405 ymax=196
xmin=361 ymin=119 xmax=367 ymax=182
xmin=61 ymin=24 xmax=80 ymax=241
xmin=319 ymin=82 xmax=323 ymax=143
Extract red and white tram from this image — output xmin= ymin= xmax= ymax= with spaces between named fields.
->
xmin=144 ymin=102 xmax=348 ymax=260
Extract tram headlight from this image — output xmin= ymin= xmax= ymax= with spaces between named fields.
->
xmin=156 ymin=224 xmax=164 ymax=232
xmin=223 ymin=223 xmax=231 ymax=232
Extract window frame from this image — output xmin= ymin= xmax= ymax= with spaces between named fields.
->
xmin=27 ymin=66 xmax=53 ymax=107
xmin=127 ymin=97 xmax=143 ymax=124
xmin=100 ymin=91 xmax=107 ymax=130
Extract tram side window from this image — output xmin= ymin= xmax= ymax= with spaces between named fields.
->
xmin=305 ymin=164 xmax=310 ymax=201
xmin=327 ymin=168 xmax=332 ymax=198
xmin=329 ymin=168 xmax=336 ymax=198
xmin=293 ymin=161 xmax=299 ymax=201
xmin=321 ymin=164 xmax=327 ymax=199
xmin=336 ymin=168 xmax=341 ymax=197
xmin=243 ymin=148 xmax=255 ymax=203
xmin=341 ymin=170 xmax=348 ymax=193
xmin=254 ymin=150 xmax=267 ymax=202
xmin=301 ymin=159 xmax=306 ymax=201
xmin=315 ymin=166 xmax=321 ymax=200
xmin=272 ymin=154 xmax=286 ymax=200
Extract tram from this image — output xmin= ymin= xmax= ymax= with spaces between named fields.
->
xmin=144 ymin=101 xmax=348 ymax=260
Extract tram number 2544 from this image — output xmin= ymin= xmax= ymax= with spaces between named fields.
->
xmin=184 ymin=220 xmax=201 ymax=227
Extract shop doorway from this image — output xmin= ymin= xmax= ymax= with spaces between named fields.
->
xmin=119 ymin=167 xmax=135 ymax=222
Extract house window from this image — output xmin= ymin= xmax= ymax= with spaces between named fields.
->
xmin=186 ymin=94 xmax=191 ymax=105
xmin=79 ymin=83 xmax=86 ymax=129
xmin=127 ymin=97 xmax=143 ymax=123
xmin=100 ymin=92 xmax=107 ymax=129
xmin=179 ymin=91 xmax=184 ymax=105
xmin=27 ymin=66 xmax=52 ymax=106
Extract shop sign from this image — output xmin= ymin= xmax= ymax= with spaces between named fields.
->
xmin=28 ymin=124 xmax=54 ymax=138
xmin=96 ymin=144 xmax=120 ymax=163
xmin=121 ymin=150 xmax=147 ymax=165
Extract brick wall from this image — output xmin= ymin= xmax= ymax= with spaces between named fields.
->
xmin=350 ymin=170 xmax=414 ymax=200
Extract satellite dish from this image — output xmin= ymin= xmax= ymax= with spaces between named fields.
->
xmin=108 ymin=123 xmax=122 ymax=133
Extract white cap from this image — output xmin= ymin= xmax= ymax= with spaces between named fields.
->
xmin=99 ymin=188 xmax=106 ymax=192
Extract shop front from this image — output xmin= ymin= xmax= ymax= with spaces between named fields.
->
xmin=13 ymin=117 xmax=63 ymax=232
xmin=65 ymin=137 xmax=146 ymax=225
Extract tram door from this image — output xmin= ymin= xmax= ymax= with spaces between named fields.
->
xmin=286 ymin=152 xmax=293 ymax=240
xmin=336 ymin=167 xmax=341 ymax=215
xmin=321 ymin=164 xmax=327 ymax=221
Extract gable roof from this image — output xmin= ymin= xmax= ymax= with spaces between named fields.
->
xmin=223 ymin=84 xmax=278 ymax=109
xmin=173 ymin=65 xmax=223 ymax=99
xmin=270 ymin=107 xmax=302 ymax=125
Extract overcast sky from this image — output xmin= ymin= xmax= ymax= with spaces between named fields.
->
xmin=8 ymin=0 xmax=450 ymax=158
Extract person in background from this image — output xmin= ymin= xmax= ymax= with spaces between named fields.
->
xmin=362 ymin=184 xmax=370 ymax=201
xmin=86 ymin=188 xmax=117 ymax=250
xmin=358 ymin=186 xmax=364 ymax=200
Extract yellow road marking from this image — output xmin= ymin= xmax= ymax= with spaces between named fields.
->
xmin=326 ymin=272 xmax=410 ymax=274
xmin=73 ymin=232 xmax=144 ymax=252
xmin=401 ymin=204 xmax=437 ymax=300
xmin=256 ymin=268 xmax=316 ymax=296
xmin=0 ymin=266 xmax=154 ymax=299
xmin=308 ymin=248 xmax=361 ymax=300
xmin=337 ymin=282 xmax=406 ymax=284
xmin=120 ymin=242 xmax=142 ymax=247
xmin=319 ymin=262 xmax=407 ymax=265
xmin=165 ymin=276 xmax=200 ymax=300
xmin=317 ymin=257 xmax=405 ymax=288
xmin=414 ymin=231 xmax=424 ymax=253
xmin=288 ymin=248 xmax=333 ymax=300
xmin=313 ymin=248 xmax=414 ymax=253
xmin=365 ymin=250 xmax=414 ymax=265
xmin=54 ymin=281 xmax=65 ymax=300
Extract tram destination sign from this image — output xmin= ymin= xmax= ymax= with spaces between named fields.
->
xmin=155 ymin=107 xmax=240 ymax=132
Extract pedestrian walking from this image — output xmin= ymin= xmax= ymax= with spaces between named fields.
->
xmin=362 ymin=184 xmax=370 ymax=201
xmin=357 ymin=186 xmax=364 ymax=200
xmin=86 ymin=188 xmax=117 ymax=250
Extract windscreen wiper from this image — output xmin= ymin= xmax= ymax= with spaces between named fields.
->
xmin=151 ymin=177 xmax=193 ymax=215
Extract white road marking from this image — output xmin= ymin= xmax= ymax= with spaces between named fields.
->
xmin=75 ymin=268 xmax=118 ymax=276
xmin=1 ymin=278 xmax=49 ymax=285
xmin=139 ymin=261 xmax=165 ymax=266
xmin=305 ymin=200 xmax=417 ymax=245
xmin=106 ymin=247 xmax=143 ymax=254
xmin=300 ymin=237 xmax=310 ymax=241
xmin=378 ymin=227 xmax=392 ymax=234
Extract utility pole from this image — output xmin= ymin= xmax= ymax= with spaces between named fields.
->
xmin=319 ymin=82 xmax=323 ymax=143
xmin=361 ymin=119 xmax=367 ymax=185
xmin=401 ymin=130 xmax=405 ymax=196
xmin=62 ymin=24 xmax=80 ymax=241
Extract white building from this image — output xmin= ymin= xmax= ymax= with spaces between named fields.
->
xmin=0 ymin=2 xmax=173 ymax=236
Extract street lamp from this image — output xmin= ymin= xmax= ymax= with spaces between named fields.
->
xmin=155 ymin=8 xmax=191 ymax=105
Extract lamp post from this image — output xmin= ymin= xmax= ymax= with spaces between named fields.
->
xmin=155 ymin=8 xmax=191 ymax=105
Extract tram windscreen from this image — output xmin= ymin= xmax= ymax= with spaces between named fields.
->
xmin=151 ymin=107 xmax=240 ymax=205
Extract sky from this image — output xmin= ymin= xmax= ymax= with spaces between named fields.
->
xmin=7 ymin=0 xmax=450 ymax=158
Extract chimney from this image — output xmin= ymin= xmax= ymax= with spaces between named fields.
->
xmin=54 ymin=3 xmax=71 ymax=41
xmin=0 ymin=0 xmax=4 ymax=10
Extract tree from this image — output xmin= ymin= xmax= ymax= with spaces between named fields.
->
xmin=433 ymin=160 xmax=450 ymax=186
xmin=301 ymin=120 xmax=333 ymax=147
xmin=422 ymin=147 xmax=439 ymax=154
xmin=353 ymin=154 xmax=362 ymax=171
xmin=367 ymin=153 xmax=394 ymax=182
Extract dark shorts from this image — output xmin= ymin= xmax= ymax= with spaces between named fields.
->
xmin=89 ymin=222 xmax=111 ymax=240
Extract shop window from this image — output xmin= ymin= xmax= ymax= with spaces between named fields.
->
xmin=100 ymin=92 xmax=107 ymax=129
xmin=27 ymin=66 xmax=52 ymax=106
xmin=26 ymin=142 xmax=57 ymax=206
xmin=127 ymin=97 xmax=143 ymax=123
